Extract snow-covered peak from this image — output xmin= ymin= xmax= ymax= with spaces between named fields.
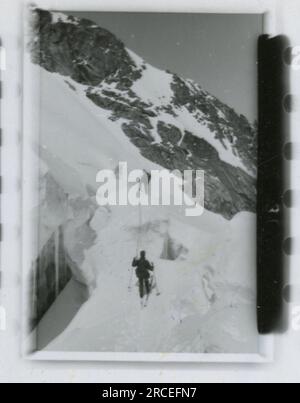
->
xmin=51 ymin=12 xmax=80 ymax=25
xmin=29 ymin=8 xmax=257 ymax=220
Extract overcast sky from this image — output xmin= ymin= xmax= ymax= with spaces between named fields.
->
xmin=67 ymin=12 xmax=263 ymax=123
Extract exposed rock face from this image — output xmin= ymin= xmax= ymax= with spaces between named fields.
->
xmin=170 ymin=75 xmax=257 ymax=173
xmin=29 ymin=8 xmax=257 ymax=220
xmin=30 ymin=8 xmax=142 ymax=87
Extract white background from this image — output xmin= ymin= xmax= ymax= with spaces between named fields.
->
xmin=0 ymin=0 xmax=299 ymax=383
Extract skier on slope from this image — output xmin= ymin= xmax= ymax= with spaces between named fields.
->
xmin=132 ymin=251 xmax=154 ymax=301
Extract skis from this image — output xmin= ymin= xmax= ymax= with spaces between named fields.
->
xmin=152 ymin=272 xmax=161 ymax=296
xmin=140 ymin=287 xmax=151 ymax=309
xmin=140 ymin=297 xmax=148 ymax=309
xmin=140 ymin=298 xmax=146 ymax=309
xmin=143 ymin=288 xmax=151 ymax=308
xmin=140 ymin=275 xmax=160 ymax=308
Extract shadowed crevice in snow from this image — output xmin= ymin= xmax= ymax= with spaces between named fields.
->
xmin=160 ymin=233 xmax=188 ymax=261
xmin=29 ymin=227 xmax=72 ymax=332
xmin=29 ymin=222 xmax=91 ymax=350
xmin=35 ymin=278 xmax=89 ymax=350
xmin=28 ymin=171 xmax=99 ymax=340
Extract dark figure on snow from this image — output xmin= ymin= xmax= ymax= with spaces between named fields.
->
xmin=132 ymin=251 xmax=154 ymax=299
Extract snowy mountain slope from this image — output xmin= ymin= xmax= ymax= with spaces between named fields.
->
xmin=35 ymin=65 xmax=233 ymax=288
xmin=29 ymin=8 xmax=257 ymax=220
xmin=28 ymin=62 xmax=258 ymax=354
xmin=26 ymin=8 xmax=259 ymax=353
xmin=45 ymin=205 xmax=258 ymax=354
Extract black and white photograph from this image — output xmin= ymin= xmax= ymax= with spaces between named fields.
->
xmin=23 ymin=7 xmax=263 ymax=357
xmin=1 ymin=0 xmax=300 ymax=384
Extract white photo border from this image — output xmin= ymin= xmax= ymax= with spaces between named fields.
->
xmin=21 ymin=0 xmax=278 ymax=363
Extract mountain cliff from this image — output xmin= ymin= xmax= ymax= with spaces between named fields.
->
xmin=29 ymin=8 xmax=257 ymax=220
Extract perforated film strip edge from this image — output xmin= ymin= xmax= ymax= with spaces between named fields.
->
xmin=257 ymin=35 xmax=290 ymax=334
xmin=0 ymin=39 xmax=5 ymax=331
xmin=282 ymin=45 xmax=300 ymax=333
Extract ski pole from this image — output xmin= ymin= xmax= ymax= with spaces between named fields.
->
xmin=153 ymin=271 xmax=161 ymax=296
xmin=128 ymin=266 xmax=134 ymax=291
xmin=136 ymin=179 xmax=142 ymax=256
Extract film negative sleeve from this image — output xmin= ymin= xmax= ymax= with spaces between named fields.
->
xmin=257 ymin=35 xmax=290 ymax=334
xmin=0 ymin=38 xmax=3 ymax=317
xmin=0 ymin=39 xmax=3 ymax=271
xmin=21 ymin=8 xmax=269 ymax=360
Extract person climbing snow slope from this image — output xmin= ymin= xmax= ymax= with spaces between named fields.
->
xmin=132 ymin=251 xmax=154 ymax=304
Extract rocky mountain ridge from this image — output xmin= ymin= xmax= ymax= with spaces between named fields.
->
xmin=29 ymin=8 xmax=257 ymax=220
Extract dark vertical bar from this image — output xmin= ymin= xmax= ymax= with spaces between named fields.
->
xmin=257 ymin=35 xmax=289 ymax=334
xmin=0 ymin=38 xmax=2 ymax=316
